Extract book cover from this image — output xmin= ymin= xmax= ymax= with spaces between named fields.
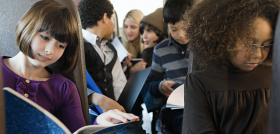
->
xmin=4 ymin=87 xmax=70 ymax=134
xmin=4 ymin=87 xmax=132 ymax=134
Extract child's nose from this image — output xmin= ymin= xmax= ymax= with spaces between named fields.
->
xmin=45 ymin=41 xmax=56 ymax=55
xmin=143 ymin=32 xmax=148 ymax=39
xmin=252 ymin=48 xmax=263 ymax=59
xmin=178 ymin=30 xmax=185 ymax=37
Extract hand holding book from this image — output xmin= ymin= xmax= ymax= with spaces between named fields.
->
xmin=96 ymin=109 xmax=139 ymax=125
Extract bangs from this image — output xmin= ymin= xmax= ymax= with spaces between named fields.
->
xmin=16 ymin=0 xmax=79 ymax=72
xmin=139 ymin=22 xmax=155 ymax=35
xmin=38 ymin=7 xmax=77 ymax=46
xmin=139 ymin=22 xmax=147 ymax=35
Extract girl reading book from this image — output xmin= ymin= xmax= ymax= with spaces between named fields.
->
xmin=183 ymin=0 xmax=280 ymax=133
xmin=2 ymin=0 xmax=138 ymax=133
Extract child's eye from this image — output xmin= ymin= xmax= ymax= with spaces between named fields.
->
xmin=244 ymin=44 xmax=251 ymax=48
xmin=41 ymin=35 xmax=49 ymax=40
xmin=172 ymin=29 xmax=177 ymax=32
xmin=263 ymin=45 xmax=270 ymax=49
xmin=58 ymin=44 xmax=65 ymax=49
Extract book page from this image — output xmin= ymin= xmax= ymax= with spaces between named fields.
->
xmin=74 ymin=125 xmax=107 ymax=134
xmin=111 ymin=37 xmax=128 ymax=62
xmin=166 ymin=84 xmax=184 ymax=109
xmin=74 ymin=122 xmax=132 ymax=134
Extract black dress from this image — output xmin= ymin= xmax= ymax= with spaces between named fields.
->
xmin=183 ymin=63 xmax=271 ymax=134
xmin=141 ymin=47 xmax=154 ymax=68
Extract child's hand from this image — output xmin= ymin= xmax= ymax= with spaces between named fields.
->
xmin=129 ymin=61 xmax=147 ymax=74
xmin=160 ymin=80 xmax=175 ymax=98
xmin=122 ymin=53 xmax=133 ymax=67
xmin=96 ymin=109 xmax=139 ymax=125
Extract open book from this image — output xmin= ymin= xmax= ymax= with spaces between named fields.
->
xmin=166 ymin=84 xmax=184 ymax=110
xmin=4 ymin=87 xmax=132 ymax=134
xmin=111 ymin=37 xmax=128 ymax=62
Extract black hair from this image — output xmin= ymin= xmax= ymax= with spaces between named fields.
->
xmin=163 ymin=0 xmax=193 ymax=24
xmin=78 ymin=0 xmax=114 ymax=29
xmin=139 ymin=22 xmax=167 ymax=44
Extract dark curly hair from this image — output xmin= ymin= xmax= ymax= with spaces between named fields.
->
xmin=78 ymin=0 xmax=114 ymax=29
xmin=139 ymin=22 xmax=167 ymax=44
xmin=184 ymin=0 xmax=280 ymax=70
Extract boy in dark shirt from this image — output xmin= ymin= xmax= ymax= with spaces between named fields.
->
xmin=78 ymin=0 xmax=126 ymax=122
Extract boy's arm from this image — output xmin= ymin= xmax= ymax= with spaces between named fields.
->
xmin=88 ymin=92 xmax=125 ymax=113
xmin=111 ymin=57 xmax=127 ymax=100
xmin=145 ymin=71 xmax=165 ymax=98
xmin=145 ymin=48 xmax=166 ymax=98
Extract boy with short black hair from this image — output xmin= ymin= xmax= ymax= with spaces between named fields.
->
xmin=143 ymin=0 xmax=195 ymax=133
xmin=78 ymin=0 xmax=126 ymax=123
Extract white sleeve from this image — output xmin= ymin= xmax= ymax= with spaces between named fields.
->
xmin=112 ymin=57 xmax=127 ymax=100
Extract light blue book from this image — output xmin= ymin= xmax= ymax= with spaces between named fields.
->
xmin=4 ymin=87 xmax=131 ymax=134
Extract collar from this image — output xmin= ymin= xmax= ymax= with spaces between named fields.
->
xmin=167 ymin=35 xmax=188 ymax=47
xmin=168 ymin=35 xmax=189 ymax=53
xmin=218 ymin=61 xmax=256 ymax=74
xmin=167 ymin=35 xmax=173 ymax=47
xmin=82 ymin=29 xmax=108 ymax=48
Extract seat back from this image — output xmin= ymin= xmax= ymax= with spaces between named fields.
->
xmin=0 ymin=60 xmax=5 ymax=134
xmin=0 ymin=0 xmax=89 ymax=125
xmin=111 ymin=10 xmax=120 ymax=39
xmin=268 ymin=10 xmax=280 ymax=134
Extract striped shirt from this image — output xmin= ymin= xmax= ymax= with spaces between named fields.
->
xmin=145 ymin=36 xmax=189 ymax=98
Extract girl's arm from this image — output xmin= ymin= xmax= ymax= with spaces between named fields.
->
xmin=88 ymin=92 xmax=125 ymax=112
xmin=183 ymin=73 xmax=217 ymax=134
xmin=57 ymin=80 xmax=86 ymax=133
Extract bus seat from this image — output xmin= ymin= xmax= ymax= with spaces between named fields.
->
xmin=268 ymin=10 xmax=280 ymax=134
xmin=0 ymin=61 xmax=5 ymax=133
xmin=111 ymin=10 xmax=120 ymax=40
xmin=0 ymin=0 xmax=90 ymax=125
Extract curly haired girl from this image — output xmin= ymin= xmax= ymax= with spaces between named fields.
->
xmin=182 ymin=0 xmax=280 ymax=133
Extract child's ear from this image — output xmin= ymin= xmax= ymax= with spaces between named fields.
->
xmin=102 ymin=13 xmax=108 ymax=24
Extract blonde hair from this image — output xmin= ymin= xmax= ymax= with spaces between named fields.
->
xmin=121 ymin=9 xmax=145 ymax=58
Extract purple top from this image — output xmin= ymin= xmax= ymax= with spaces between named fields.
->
xmin=1 ymin=56 xmax=86 ymax=132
